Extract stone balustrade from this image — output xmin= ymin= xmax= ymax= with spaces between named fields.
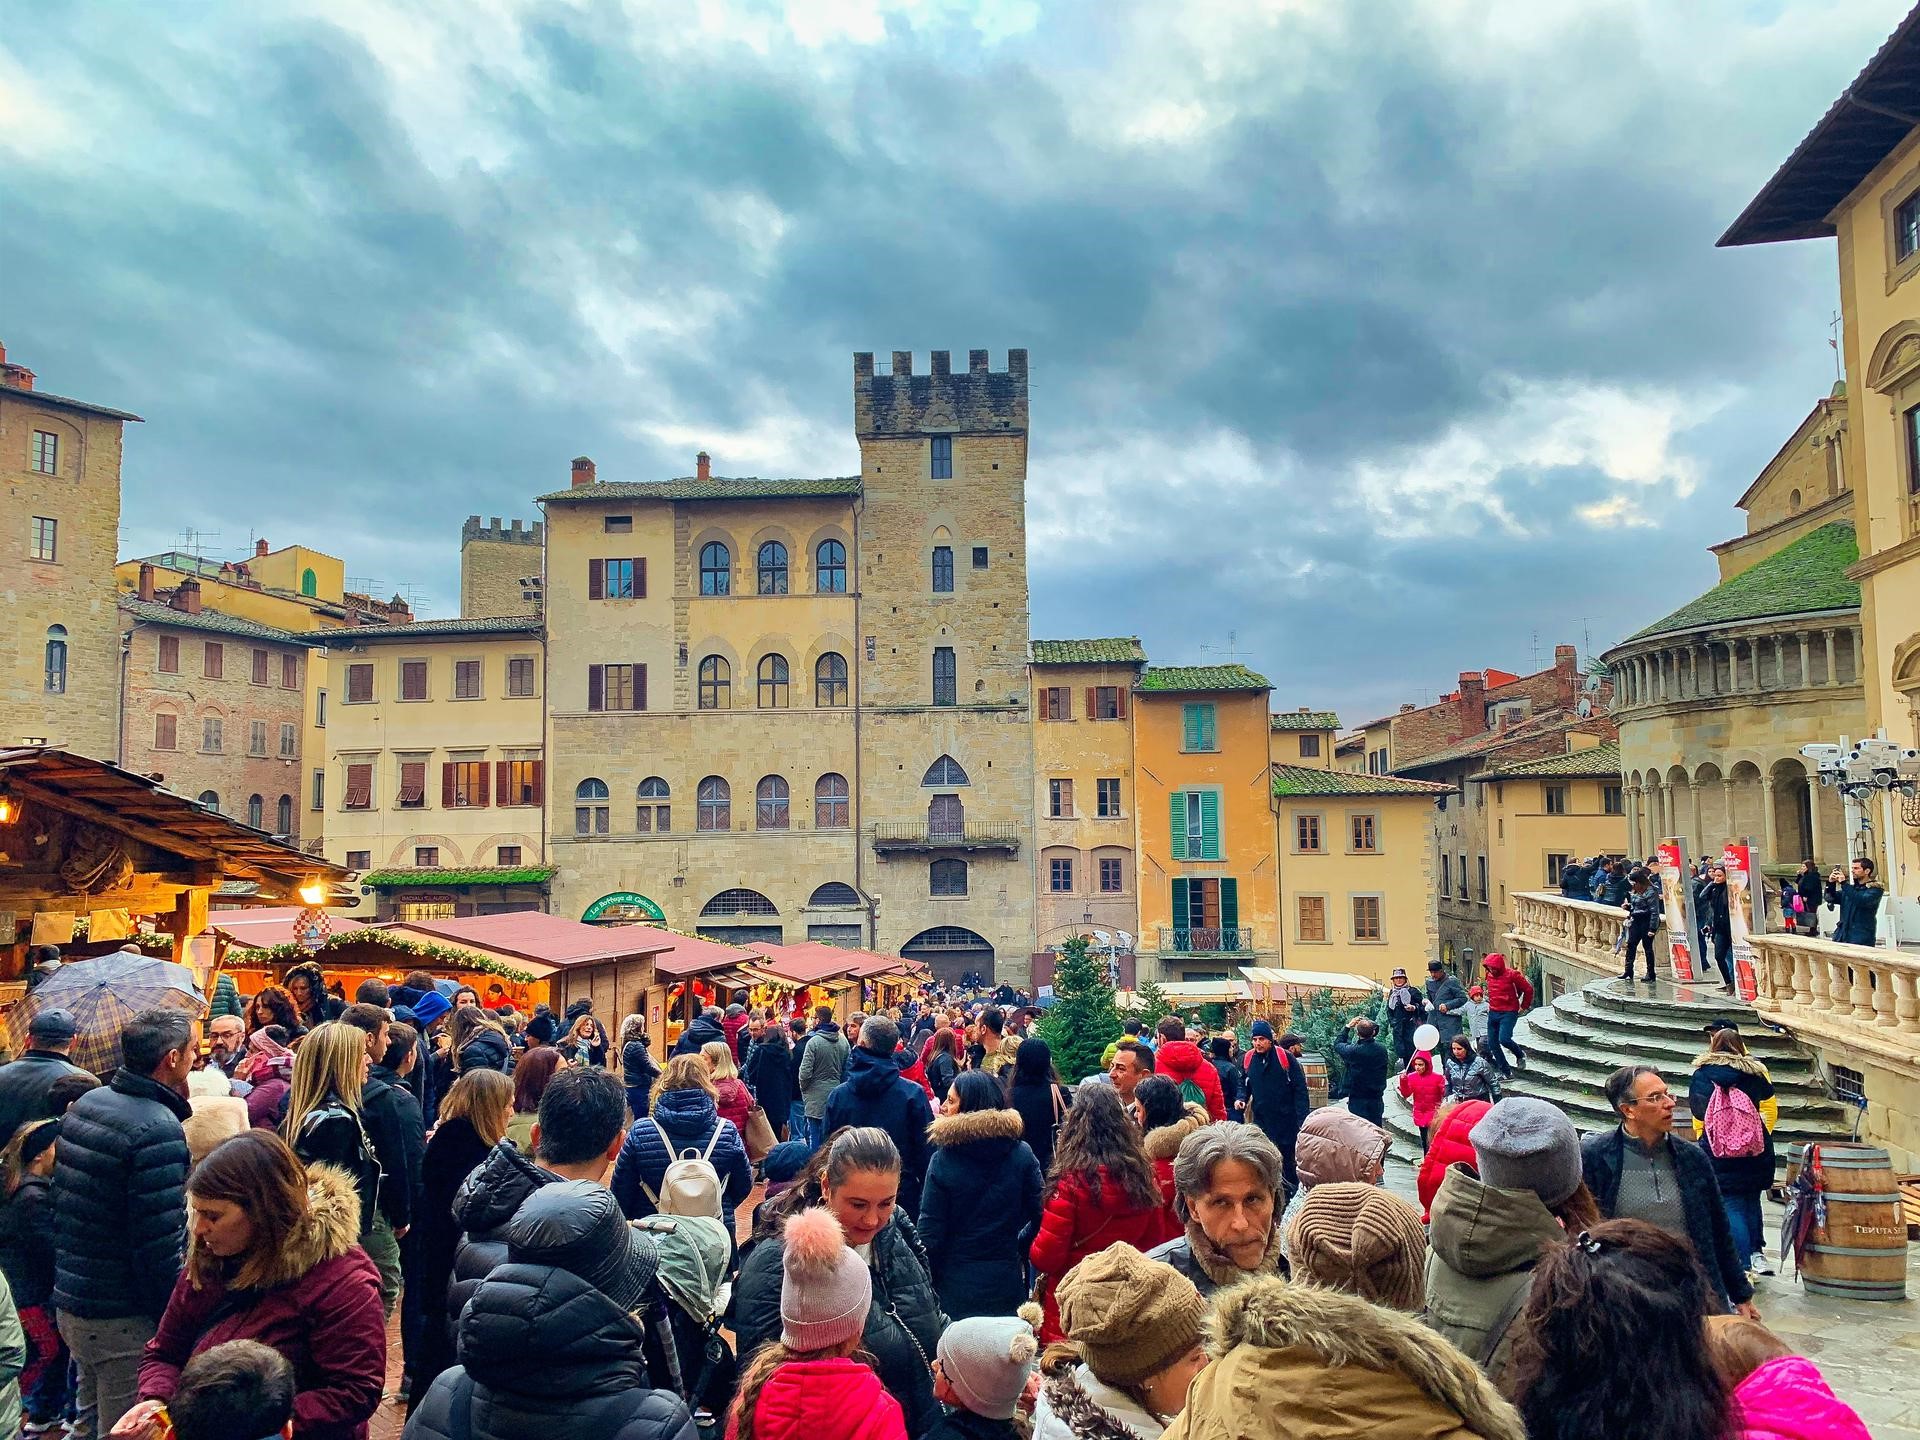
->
xmin=1509 ymin=891 xmax=1628 ymax=979
xmin=1750 ymin=931 xmax=1920 ymax=1073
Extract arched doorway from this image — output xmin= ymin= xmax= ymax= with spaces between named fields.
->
xmin=1770 ymin=758 xmax=1814 ymax=866
xmin=582 ymin=891 xmax=665 ymax=925
xmin=902 ymin=925 xmax=994 ymax=986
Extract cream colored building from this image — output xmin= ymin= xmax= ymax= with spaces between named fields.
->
xmin=541 ymin=350 xmax=1037 ymax=984
xmin=1030 ymin=639 xmax=1145 ymax=950
xmin=1479 ymin=743 xmax=1630 ymax=911
xmin=318 ymin=617 xmax=548 ymax=919
xmin=1 ymin=342 xmax=139 ymax=757
xmin=1268 ymin=709 xmax=1340 ymax=771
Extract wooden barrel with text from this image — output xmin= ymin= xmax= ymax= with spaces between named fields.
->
xmin=1301 ymin=1052 xmax=1329 ymax=1110
xmin=1801 ymin=1143 xmax=1908 ymax=1301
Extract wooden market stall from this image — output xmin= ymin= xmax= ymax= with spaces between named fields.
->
xmin=1237 ymin=965 xmax=1382 ymax=1030
xmin=0 ymin=748 xmax=346 ymax=1011
xmin=385 ymin=912 xmax=675 ymax=1023
xmin=743 ymin=941 xmax=873 ymax=1023
xmin=216 ymin=920 xmax=552 ymax=1010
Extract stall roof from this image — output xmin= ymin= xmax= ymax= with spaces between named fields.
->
xmin=0 ymin=748 xmax=346 ymax=897
xmin=386 ymin=912 xmax=675 ymax=970
xmin=1116 ymin=981 xmax=1250 ymax=1006
xmin=744 ymin=941 xmax=874 ymax=985
xmin=211 ymin=908 xmax=368 ymax=949
xmin=1239 ymin=966 xmax=1384 ymax=994
xmin=211 ymin=924 xmax=550 ymax=983
xmin=540 ymin=924 xmax=769 ymax=979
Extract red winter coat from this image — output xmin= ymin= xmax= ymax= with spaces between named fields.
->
xmin=723 ymin=1012 xmax=750 ymax=1063
xmin=1480 ymin=954 xmax=1534 ymax=1014
xmin=1397 ymin=1063 xmax=1448 ymax=1130
xmin=139 ymin=1164 xmax=385 ymax=1440
xmin=896 ymin=1049 xmax=936 ymax=1104
xmin=1029 ymin=1164 xmax=1168 ymax=1343
xmin=713 ymin=1075 xmax=754 ymax=1138
xmin=1415 ymin=1098 xmax=1490 ymax=1221
xmin=728 ymin=1355 xmax=906 ymax=1440
xmin=1153 ymin=1041 xmax=1227 ymax=1121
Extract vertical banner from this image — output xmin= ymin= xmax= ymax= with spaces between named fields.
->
xmin=1721 ymin=841 xmax=1762 ymax=1002
xmin=1656 ymin=838 xmax=1698 ymax=984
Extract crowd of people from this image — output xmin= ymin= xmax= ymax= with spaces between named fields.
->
xmin=0 ymin=955 xmax=1876 ymax=1440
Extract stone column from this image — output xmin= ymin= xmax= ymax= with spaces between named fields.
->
xmin=1824 ymin=629 xmax=1838 ymax=686
xmin=1798 ymin=633 xmax=1811 ymax=689
xmin=1762 ymin=769 xmax=1779 ymax=861
xmin=1626 ymin=786 xmax=1643 ymax=856
xmin=1807 ymin=776 xmax=1824 ymax=866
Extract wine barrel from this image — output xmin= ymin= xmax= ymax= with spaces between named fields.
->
xmin=1301 ymin=1052 xmax=1330 ymax=1110
xmin=1801 ymin=1143 xmax=1908 ymax=1302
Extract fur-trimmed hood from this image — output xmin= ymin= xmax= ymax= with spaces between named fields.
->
xmin=1035 ymin=1359 xmax=1165 ymax=1440
xmin=1691 ymin=1050 xmax=1770 ymax=1077
xmin=1142 ymin=1102 xmax=1210 ymax=1162
xmin=928 ymin=1106 xmax=1025 ymax=1148
xmin=1165 ymin=1277 xmax=1527 ymax=1440
xmin=190 ymin=1161 xmax=363 ymax=1291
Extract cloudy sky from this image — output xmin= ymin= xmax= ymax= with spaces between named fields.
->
xmin=2 ymin=0 xmax=1895 ymax=724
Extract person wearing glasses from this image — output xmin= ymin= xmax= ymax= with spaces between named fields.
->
xmin=1579 ymin=1065 xmax=1757 ymax=1318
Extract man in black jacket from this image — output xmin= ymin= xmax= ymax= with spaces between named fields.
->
xmin=1241 ymin=1021 xmax=1306 ymax=1184
xmin=1581 ymin=1065 xmax=1756 ymax=1316
xmin=1826 ymin=857 xmax=1886 ymax=947
xmin=670 ymin=1007 xmax=726 ymax=1058
xmin=366 ymin=1023 xmax=426 ymax=1318
xmin=0 ymin=1007 xmax=89 ymax=1147
xmin=823 ymin=1017 xmax=934 ymax=1215
xmin=52 ymin=1007 xmax=194 ymax=1440
xmin=1334 ymin=1017 xmax=1391 ymax=1127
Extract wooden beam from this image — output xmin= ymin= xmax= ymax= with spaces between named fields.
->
xmin=15 ymin=779 xmax=217 ymax=862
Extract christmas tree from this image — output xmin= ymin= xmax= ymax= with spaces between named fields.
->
xmin=1133 ymin=978 xmax=1174 ymax=1029
xmin=1037 ymin=936 xmax=1121 ymax=1080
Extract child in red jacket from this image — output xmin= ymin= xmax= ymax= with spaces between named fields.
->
xmin=1397 ymin=1052 xmax=1447 ymax=1151
xmin=727 ymin=1209 xmax=906 ymax=1440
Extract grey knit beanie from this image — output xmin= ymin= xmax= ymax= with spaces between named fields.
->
xmin=936 ymin=1308 xmax=1042 ymax=1420
xmin=1469 ymin=1097 xmax=1584 ymax=1207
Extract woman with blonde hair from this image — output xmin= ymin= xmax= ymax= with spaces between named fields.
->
xmin=279 ymin=1023 xmax=379 ymax=1237
xmin=403 ymin=1069 xmax=511 ymax=1408
xmin=611 ymin=1054 xmax=752 ymax=1231
xmin=701 ymin=1040 xmax=755 ymax=1137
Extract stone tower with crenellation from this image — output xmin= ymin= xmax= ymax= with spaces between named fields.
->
xmin=460 ymin=515 xmax=544 ymax=618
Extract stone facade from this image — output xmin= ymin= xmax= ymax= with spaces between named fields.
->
xmin=0 ymin=345 xmax=136 ymax=758
xmin=461 ymin=516 xmax=544 ymax=618
xmin=120 ymin=582 xmax=317 ymax=840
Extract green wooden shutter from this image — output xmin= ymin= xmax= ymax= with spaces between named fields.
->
xmin=1220 ymin=878 xmax=1239 ymax=942
xmin=1199 ymin=704 xmax=1217 ymax=751
xmin=1182 ymin=704 xmax=1201 ymax=751
xmin=1171 ymin=878 xmax=1189 ymax=932
xmin=1199 ymin=791 xmax=1221 ymax=859
xmin=1169 ymin=791 xmax=1187 ymax=860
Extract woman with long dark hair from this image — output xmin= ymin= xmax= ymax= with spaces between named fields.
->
xmin=1028 ymin=1083 xmax=1164 ymax=1344
xmin=1005 ymin=1037 xmax=1069 ymax=1175
xmin=921 ymin=1028 xmax=962 ymax=1104
xmin=920 ymin=1071 xmax=1043 ymax=1320
xmin=1509 ymin=1218 xmax=1729 ymax=1440
xmin=505 ymin=1045 xmax=564 ymax=1156
xmin=1688 ymin=1027 xmax=1777 ymax=1278
xmin=246 ymin=984 xmax=303 ymax=1041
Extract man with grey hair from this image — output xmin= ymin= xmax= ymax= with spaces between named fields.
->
xmin=1147 ymin=1121 xmax=1285 ymax=1295
xmin=824 ymin=1013 xmax=934 ymax=1216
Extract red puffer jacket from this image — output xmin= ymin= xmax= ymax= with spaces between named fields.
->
xmin=1029 ymin=1165 xmax=1168 ymax=1342
xmin=728 ymin=1355 xmax=906 ymax=1440
xmin=138 ymin=1164 xmax=385 ymax=1440
xmin=1153 ymin=1040 xmax=1227 ymax=1121
xmin=1479 ymin=953 xmax=1535 ymax=1014
xmin=713 ymin=1076 xmax=754 ymax=1138
xmin=1415 ymin=1098 xmax=1491 ymax=1221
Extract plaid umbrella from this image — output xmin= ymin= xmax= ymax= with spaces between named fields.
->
xmin=8 ymin=949 xmax=206 ymax=1076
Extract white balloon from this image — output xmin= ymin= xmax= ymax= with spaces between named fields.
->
xmin=1413 ymin=1023 xmax=1441 ymax=1052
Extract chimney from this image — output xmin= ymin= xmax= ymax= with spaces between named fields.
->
xmin=571 ymin=456 xmax=596 ymax=488
xmin=0 ymin=341 xmax=34 ymax=392
xmin=696 ymin=451 xmax=711 ymax=482
xmin=1553 ymin=643 xmax=1579 ymax=700
xmin=344 ymin=600 xmax=360 ymax=627
xmin=1398 ymin=703 xmax=1416 ymax=714
xmin=254 ymin=538 xmax=269 ymax=558
xmin=137 ymin=563 xmax=156 ymax=602
xmin=388 ymin=594 xmax=412 ymax=624
xmin=1456 ymin=671 xmax=1487 ymax=737
xmin=174 ymin=578 xmax=202 ymax=615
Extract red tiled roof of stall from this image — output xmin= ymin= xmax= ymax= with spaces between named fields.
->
xmin=386 ymin=912 xmax=675 ymax=968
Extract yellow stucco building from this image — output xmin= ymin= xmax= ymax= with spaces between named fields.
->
xmin=1721 ymin=6 xmax=1920 ymax=906
xmin=317 ymin=617 xmax=548 ymax=919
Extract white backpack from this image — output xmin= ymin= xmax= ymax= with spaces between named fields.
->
xmin=637 ymin=1118 xmax=726 ymax=1218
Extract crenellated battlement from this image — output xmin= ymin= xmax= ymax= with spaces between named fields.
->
xmin=462 ymin=515 xmax=545 ymax=546
xmin=853 ymin=348 xmax=1027 ymax=438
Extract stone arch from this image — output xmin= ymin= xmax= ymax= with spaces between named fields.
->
xmin=387 ymin=833 xmax=463 ymax=866
xmin=474 ymin=830 xmax=542 ymax=861
xmin=1692 ymin=761 xmax=1726 ymax=852
xmin=689 ymin=525 xmax=739 ymax=593
xmin=1769 ymin=757 xmax=1814 ymax=866
xmin=1726 ymin=760 xmax=1765 ymax=850
xmin=807 ymin=526 xmax=852 ymax=593
xmin=1867 ymin=318 xmax=1920 ymax=393
xmin=23 ymin=413 xmax=81 ymax=476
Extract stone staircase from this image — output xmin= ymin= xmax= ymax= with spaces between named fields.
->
xmin=1382 ymin=976 xmax=1858 ymax=1164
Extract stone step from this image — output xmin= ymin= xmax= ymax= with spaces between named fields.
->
xmin=1505 ymin=1054 xmax=1854 ymax=1133
xmin=1520 ymin=1006 xmax=1824 ymax=1086
xmin=1542 ymin=987 xmax=1813 ymax=1063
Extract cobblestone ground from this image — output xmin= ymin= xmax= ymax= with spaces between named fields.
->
xmin=375 ymin=1163 xmax=1918 ymax=1439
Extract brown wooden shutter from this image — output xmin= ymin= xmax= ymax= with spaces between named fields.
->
xmin=636 ymin=664 xmax=647 ymax=711
xmin=588 ymin=559 xmax=604 ymax=600
xmin=442 ymin=764 xmax=456 ymax=808
xmin=495 ymin=760 xmax=511 ymax=804
xmin=344 ymin=763 xmax=372 ymax=809
xmin=475 ymin=762 xmax=490 ymax=807
xmin=587 ymin=665 xmax=604 ymax=711
xmin=1117 ymin=687 xmax=1129 ymax=720
xmin=635 ymin=559 xmax=647 ymax=598
xmin=1085 ymin=687 xmax=1096 ymax=719
xmin=530 ymin=759 xmax=545 ymax=805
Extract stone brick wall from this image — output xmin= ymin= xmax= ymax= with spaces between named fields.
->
xmin=460 ymin=516 xmax=544 ymax=618
xmin=0 ymin=385 xmax=126 ymax=758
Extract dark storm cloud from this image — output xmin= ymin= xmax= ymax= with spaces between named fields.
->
xmin=0 ymin=1 xmax=1897 ymax=716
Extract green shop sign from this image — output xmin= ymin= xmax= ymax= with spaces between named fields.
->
xmin=582 ymin=891 xmax=666 ymax=923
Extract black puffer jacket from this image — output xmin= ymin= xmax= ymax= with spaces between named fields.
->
xmin=740 ymin=1031 xmax=793 ymax=1131
xmin=448 ymin=1142 xmax=556 ymax=1334
xmin=0 ymin=1049 xmax=91 ymax=1148
xmin=733 ymin=1210 xmax=946 ymax=1436
xmin=670 ymin=1015 xmax=725 ymax=1059
xmin=51 ymin=1068 xmax=191 ymax=1319
xmin=0 ymin=1174 xmax=56 ymax=1307
xmin=918 ymin=1109 xmax=1043 ymax=1320
xmin=286 ymin=1090 xmax=382 ymax=1238
xmin=405 ymin=1263 xmax=696 ymax=1440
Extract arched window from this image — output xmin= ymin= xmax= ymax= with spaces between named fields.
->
xmin=575 ymin=777 xmax=610 ymax=835
xmin=276 ymin=794 xmax=294 ymax=834
xmin=809 ymin=881 xmax=860 ymax=907
xmin=43 ymin=625 xmax=67 ymax=694
xmin=757 ymin=541 xmax=789 ymax=595
xmin=300 ymin=568 xmax=318 ymax=597
xmin=197 ymin=790 xmax=221 ymax=813
xmin=922 ymin=754 xmax=969 ymax=787
xmin=815 ymin=773 xmax=850 ymax=829
xmin=930 ymin=859 xmax=969 ymax=897
xmin=700 ymin=887 xmax=777 ymax=917
xmin=698 ymin=656 xmax=732 ymax=710
xmin=246 ymin=794 xmax=264 ymax=828
xmin=756 ymin=775 xmax=790 ymax=829
xmin=699 ymin=542 xmax=731 ymax=596
xmin=757 ymin=654 xmax=790 ymax=708
xmin=816 ymin=539 xmax=847 ymax=593
xmin=697 ymin=776 xmax=731 ymax=831
xmin=637 ymin=777 xmax=670 ymax=832
xmin=815 ymin=653 xmax=848 ymax=707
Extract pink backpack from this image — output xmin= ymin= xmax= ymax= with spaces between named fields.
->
xmin=1703 ymin=1082 xmax=1766 ymax=1158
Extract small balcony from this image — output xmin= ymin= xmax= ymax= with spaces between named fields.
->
xmin=1158 ymin=926 xmax=1255 ymax=955
xmin=870 ymin=821 xmax=1020 ymax=854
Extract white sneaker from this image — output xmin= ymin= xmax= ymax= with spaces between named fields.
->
xmin=1750 ymin=1251 xmax=1776 ymax=1276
